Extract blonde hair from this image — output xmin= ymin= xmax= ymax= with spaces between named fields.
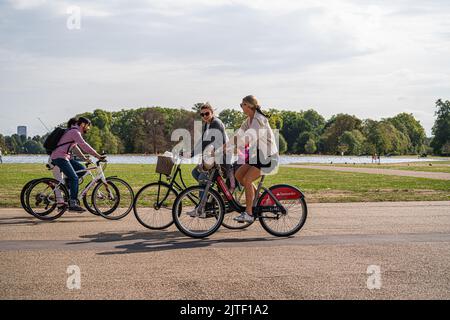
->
xmin=243 ymin=95 xmax=269 ymax=118
xmin=242 ymin=95 xmax=259 ymax=110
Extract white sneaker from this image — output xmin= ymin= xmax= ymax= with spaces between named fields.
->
xmin=233 ymin=212 xmax=254 ymax=223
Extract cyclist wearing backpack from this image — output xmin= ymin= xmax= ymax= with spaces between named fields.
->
xmin=50 ymin=117 xmax=105 ymax=212
xmin=47 ymin=118 xmax=92 ymax=204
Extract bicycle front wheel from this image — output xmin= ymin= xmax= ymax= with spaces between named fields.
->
xmin=92 ymin=178 xmax=134 ymax=220
xmin=257 ymin=184 xmax=307 ymax=237
xmin=172 ymin=186 xmax=224 ymax=238
xmin=133 ymin=182 xmax=177 ymax=230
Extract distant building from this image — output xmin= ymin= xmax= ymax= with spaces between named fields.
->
xmin=17 ymin=126 xmax=27 ymax=137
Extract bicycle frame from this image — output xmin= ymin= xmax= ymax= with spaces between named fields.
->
xmin=199 ymin=166 xmax=287 ymax=217
xmin=151 ymin=154 xmax=190 ymax=209
xmin=50 ymin=161 xmax=111 ymax=202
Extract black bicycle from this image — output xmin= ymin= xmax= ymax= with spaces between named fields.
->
xmin=133 ymin=153 xmax=188 ymax=229
xmin=133 ymin=153 xmax=251 ymax=230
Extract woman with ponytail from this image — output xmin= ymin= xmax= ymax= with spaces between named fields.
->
xmin=229 ymin=95 xmax=279 ymax=223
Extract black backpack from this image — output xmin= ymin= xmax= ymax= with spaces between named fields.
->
xmin=43 ymin=127 xmax=75 ymax=155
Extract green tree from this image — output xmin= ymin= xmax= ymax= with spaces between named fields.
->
xmin=280 ymin=111 xmax=312 ymax=153
xmin=303 ymin=109 xmax=325 ymax=134
xmin=111 ymin=109 xmax=141 ymax=153
xmin=23 ymin=140 xmax=45 ymax=154
xmin=304 ymin=138 xmax=317 ymax=154
xmin=293 ymin=131 xmax=316 ymax=153
xmin=267 ymin=108 xmax=283 ymax=129
xmin=133 ymin=109 xmax=166 ymax=153
xmin=387 ymin=113 xmax=426 ymax=154
xmin=431 ymin=99 xmax=450 ymax=155
xmin=277 ymin=133 xmax=288 ymax=154
xmin=364 ymin=120 xmax=409 ymax=155
xmin=321 ymin=114 xmax=362 ymax=154
xmin=338 ymin=130 xmax=365 ymax=155
xmin=101 ymin=129 xmax=121 ymax=154
xmin=219 ymin=109 xmax=246 ymax=130
xmin=0 ymin=134 xmax=7 ymax=153
xmin=84 ymin=126 xmax=103 ymax=151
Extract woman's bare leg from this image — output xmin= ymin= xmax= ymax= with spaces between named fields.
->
xmin=241 ymin=166 xmax=261 ymax=216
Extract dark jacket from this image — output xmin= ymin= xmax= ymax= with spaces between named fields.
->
xmin=192 ymin=117 xmax=228 ymax=159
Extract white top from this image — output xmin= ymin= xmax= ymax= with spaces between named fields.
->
xmin=234 ymin=111 xmax=279 ymax=158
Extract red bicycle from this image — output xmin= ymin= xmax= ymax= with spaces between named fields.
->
xmin=172 ymin=163 xmax=308 ymax=238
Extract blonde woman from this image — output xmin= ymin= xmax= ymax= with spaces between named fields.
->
xmin=229 ymin=95 xmax=279 ymax=223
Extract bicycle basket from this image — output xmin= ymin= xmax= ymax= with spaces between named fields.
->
xmin=156 ymin=155 xmax=174 ymax=175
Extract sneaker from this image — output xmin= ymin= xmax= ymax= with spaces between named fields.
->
xmin=186 ymin=208 xmax=198 ymax=218
xmin=68 ymin=200 xmax=85 ymax=213
xmin=233 ymin=212 xmax=254 ymax=223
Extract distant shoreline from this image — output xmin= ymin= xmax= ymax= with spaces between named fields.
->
xmin=1 ymin=154 xmax=448 ymax=165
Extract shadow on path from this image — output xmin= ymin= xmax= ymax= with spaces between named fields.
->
xmin=68 ymin=230 xmax=286 ymax=255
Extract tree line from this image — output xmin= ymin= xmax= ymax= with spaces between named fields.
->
xmin=1 ymin=99 xmax=449 ymax=156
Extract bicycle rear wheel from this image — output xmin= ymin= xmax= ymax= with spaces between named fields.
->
xmin=133 ymin=182 xmax=177 ymax=230
xmin=257 ymin=184 xmax=307 ymax=237
xmin=172 ymin=186 xmax=224 ymax=238
xmin=21 ymin=179 xmax=37 ymax=215
xmin=25 ymin=178 xmax=69 ymax=220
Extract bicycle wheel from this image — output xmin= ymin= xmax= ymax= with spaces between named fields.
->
xmin=92 ymin=178 xmax=134 ymax=220
xmin=105 ymin=177 xmax=134 ymax=219
xmin=257 ymin=184 xmax=307 ymax=237
xmin=21 ymin=179 xmax=37 ymax=215
xmin=91 ymin=180 xmax=120 ymax=219
xmin=25 ymin=178 xmax=69 ymax=220
xmin=133 ymin=182 xmax=177 ymax=230
xmin=172 ymin=186 xmax=224 ymax=238
xmin=83 ymin=192 xmax=99 ymax=215
xmin=82 ymin=184 xmax=99 ymax=216
xmin=221 ymin=184 xmax=254 ymax=230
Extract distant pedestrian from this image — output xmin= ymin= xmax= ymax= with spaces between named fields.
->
xmin=0 ymin=148 xmax=3 ymax=164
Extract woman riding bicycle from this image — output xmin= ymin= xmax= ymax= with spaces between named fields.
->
xmin=227 ymin=95 xmax=279 ymax=223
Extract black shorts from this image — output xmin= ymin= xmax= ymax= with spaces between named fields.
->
xmin=247 ymin=152 xmax=278 ymax=170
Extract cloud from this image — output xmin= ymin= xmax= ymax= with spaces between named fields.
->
xmin=0 ymin=0 xmax=449 ymax=136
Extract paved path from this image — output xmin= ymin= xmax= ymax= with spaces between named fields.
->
xmin=1 ymin=202 xmax=449 ymax=299
xmin=287 ymin=164 xmax=450 ymax=180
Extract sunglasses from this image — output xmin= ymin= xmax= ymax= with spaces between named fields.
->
xmin=200 ymin=112 xmax=210 ymax=117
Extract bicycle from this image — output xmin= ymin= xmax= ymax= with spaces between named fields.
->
xmin=133 ymin=152 xmax=253 ymax=230
xmin=172 ymin=161 xmax=308 ymax=238
xmin=20 ymin=160 xmax=103 ymax=217
xmin=24 ymin=158 xmax=134 ymax=221
xmin=133 ymin=152 xmax=188 ymax=230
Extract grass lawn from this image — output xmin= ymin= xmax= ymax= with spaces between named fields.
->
xmin=293 ymin=161 xmax=450 ymax=174
xmin=0 ymin=163 xmax=449 ymax=207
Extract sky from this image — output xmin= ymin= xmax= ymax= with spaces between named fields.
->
xmin=1 ymin=0 xmax=449 ymax=137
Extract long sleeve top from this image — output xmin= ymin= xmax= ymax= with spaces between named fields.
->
xmin=50 ymin=125 xmax=98 ymax=161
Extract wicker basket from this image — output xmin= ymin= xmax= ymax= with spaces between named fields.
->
xmin=155 ymin=155 xmax=174 ymax=176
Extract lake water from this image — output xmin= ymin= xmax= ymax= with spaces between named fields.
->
xmin=1 ymin=154 xmax=445 ymax=165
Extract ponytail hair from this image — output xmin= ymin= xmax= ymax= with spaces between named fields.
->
xmin=243 ymin=95 xmax=270 ymax=118
xmin=255 ymin=106 xmax=271 ymax=119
